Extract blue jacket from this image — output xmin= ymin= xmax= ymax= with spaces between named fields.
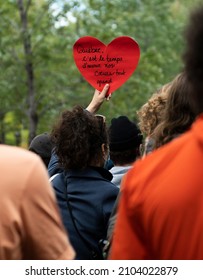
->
xmin=51 ymin=167 xmax=119 ymax=260
xmin=48 ymin=151 xmax=114 ymax=177
xmin=48 ymin=151 xmax=63 ymax=177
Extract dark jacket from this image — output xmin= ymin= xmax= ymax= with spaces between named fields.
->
xmin=48 ymin=151 xmax=114 ymax=177
xmin=48 ymin=151 xmax=63 ymax=177
xmin=51 ymin=167 xmax=119 ymax=260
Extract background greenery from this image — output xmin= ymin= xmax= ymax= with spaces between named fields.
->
xmin=0 ymin=0 xmax=201 ymax=146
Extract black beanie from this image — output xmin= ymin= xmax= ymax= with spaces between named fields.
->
xmin=29 ymin=132 xmax=53 ymax=159
xmin=109 ymin=116 xmax=143 ymax=151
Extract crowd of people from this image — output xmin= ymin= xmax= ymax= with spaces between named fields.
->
xmin=1 ymin=5 xmax=203 ymax=260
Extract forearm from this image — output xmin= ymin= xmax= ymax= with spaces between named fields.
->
xmin=86 ymin=84 xmax=110 ymax=114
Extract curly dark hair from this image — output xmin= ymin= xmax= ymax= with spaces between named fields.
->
xmin=51 ymin=106 xmax=109 ymax=170
xmin=183 ymin=5 xmax=203 ymax=115
xmin=152 ymin=72 xmax=196 ymax=149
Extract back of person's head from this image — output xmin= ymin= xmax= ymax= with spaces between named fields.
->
xmin=51 ymin=105 xmax=109 ymax=170
xmin=137 ymin=83 xmax=171 ymax=137
xmin=184 ymin=5 xmax=203 ymax=115
xmin=29 ymin=132 xmax=53 ymax=167
xmin=152 ymin=72 xmax=196 ymax=149
xmin=109 ymin=116 xmax=143 ymax=165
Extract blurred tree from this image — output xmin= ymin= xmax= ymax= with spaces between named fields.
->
xmin=0 ymin=0 xmax=201 ymax=145
xmin=0 ymin=0 xmax=79 ymax=144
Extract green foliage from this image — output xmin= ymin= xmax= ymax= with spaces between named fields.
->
xmin=0 ymin=0 xmax=201 ymax=144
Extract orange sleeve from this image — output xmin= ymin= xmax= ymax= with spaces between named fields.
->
xmin=21 ymin=157 xmax=75 ymax=260
xmin=109 ymin=175 xmax=147 ymax=260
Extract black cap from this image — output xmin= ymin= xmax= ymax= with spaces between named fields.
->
xmin=29 ymin=133 xmax=53 ymax=159
xmin=109 ymin=116 xmax=142 ymax=151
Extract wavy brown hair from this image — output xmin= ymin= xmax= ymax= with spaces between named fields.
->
xmin=152 ymin=72 xmax=196 ymax=149
xmin=51 ymin=106 xmax=109 ymax=170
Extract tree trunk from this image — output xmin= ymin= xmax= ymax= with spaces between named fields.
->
xmin=17 ymin=0 xmax=38 ymax=144
xmin=0 ymin=112 xmax=5 ymax=144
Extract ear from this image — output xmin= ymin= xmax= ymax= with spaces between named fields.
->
xmin=101 ymin=143 xmax=106 ymax=156
xmin=101 ymin=143 xmax=108 ymax=159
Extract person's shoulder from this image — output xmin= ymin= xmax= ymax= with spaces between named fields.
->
xmin=101 ymin=179 xmax=119 ymax=198
xmin=98 ymin=169 xmax=119 ymax=191
xmin=87 ymin=167 xmax=119 ymax=193
xmin=0 ymin=145 xmax=47 ymax=189
xmin=0 ymin=145 xmax=50 ymax=199
xmin=0 ymin=144 xmax=41 ymax=164
xmin=125 ymin=129 xmax=193 ymax=188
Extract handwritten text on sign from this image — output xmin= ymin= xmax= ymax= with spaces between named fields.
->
xmin=73 ymin=36 xmax=140 ymax=95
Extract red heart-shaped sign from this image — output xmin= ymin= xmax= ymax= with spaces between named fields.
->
xmin=73 ymin=36 xmax=140 ymax=95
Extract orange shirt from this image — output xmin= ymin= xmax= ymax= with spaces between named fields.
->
xmin=0 ymin=145 xmax=75 ymax=260
xmin=110 ymin=116 xmax=203 ymax=260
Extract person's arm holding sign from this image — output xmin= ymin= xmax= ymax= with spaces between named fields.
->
xmin=86 ymin=84 xmax=110 ymax=114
